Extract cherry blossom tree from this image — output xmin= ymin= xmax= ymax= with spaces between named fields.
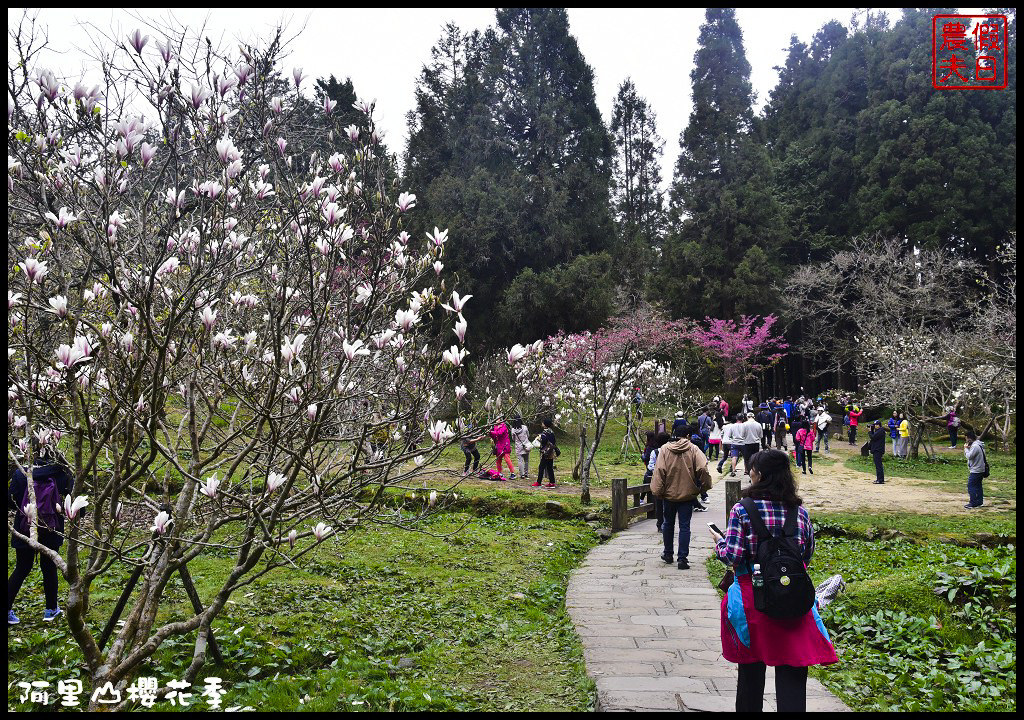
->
xmin=8 ymin=16 xmax=468 ymax=706
xmin=686 ymin=314 xmax=788 ymax=389
xmin=523 ymin=309 xmax=689 ymax=503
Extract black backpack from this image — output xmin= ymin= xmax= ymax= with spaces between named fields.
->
xmin=740 ymin=497 xmax=816 ymax=618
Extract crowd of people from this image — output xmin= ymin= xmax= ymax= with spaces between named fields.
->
xmin=460 ymin=416 xmax=561 ymax=488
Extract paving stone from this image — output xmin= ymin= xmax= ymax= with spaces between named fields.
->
xmin=566 ymin=477 xmax=850 ymax=713
xmin=598 ymin=690 xmax=681 ymax=711
xmin=598 ymin=676 xmax=707 ymax=693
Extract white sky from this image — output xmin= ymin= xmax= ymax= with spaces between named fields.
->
xmin=9 ymin=7 xmax=983 ymax=188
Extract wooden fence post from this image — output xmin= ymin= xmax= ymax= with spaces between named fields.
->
xmin=611 ymin=478 xmax=627 ymax=532
xmin=725 ymin=476 xmax=742 ymax=517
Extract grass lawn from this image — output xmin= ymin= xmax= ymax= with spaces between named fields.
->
xmin=844 ymin=447 xmax=1017 ymax=507
xmin=9 ymin=511 xmax=598 ymax=711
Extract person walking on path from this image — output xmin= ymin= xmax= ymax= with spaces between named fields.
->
xmin=897 ymin=413 xmax=910 ymax=458
xmin=887 ymin=412 xmax=900 ymax=455
xmin=698 ymin=407 xmax=714 ymax=454
xmin=794 ymin=421 xmax=816 ymax=475
xmin=868 ymin=420 xmax=887 ymax=484
xmin=8 ymin=447 xmax=75 ymax=625
xmin=510 ymin=417 xmax=532 ymax=482
xmin=719 ymin=416 xmax=743 ymax=477
xmin=645 ymin=431 xmax=672 ymax=531
xmin=533 ymin=418 xmax=559 ymax=488
xmin=707 ymin=414 xmax=723 ymax=461
xmin=772 ymin=404 xmax=789 ymax=451
xmin=672 ymin=410 xmax=689 ymax=438
xmin=758 ymin=404 xmax=772 ymax=450
xmin=847 ymin=406 xmax=863 ymax=445
xmin=741 ymin=412 xmax=763 ymax=476
xmin=947 ymin=407 xmax=961 ymax=449
xmin=963 ymin=430 xmax=986 ymax=508
xmin=709 ymin=449 xmax=838 ymax=712
xmin=814 ymin=407 xmax=831 ymax=453
xmin=652 ymin=427 xmax=713 ymax=569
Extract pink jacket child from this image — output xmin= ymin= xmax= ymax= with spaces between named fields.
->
xmin=488 ymin=422 xmax=516 ymax=478
xmin=795 ymin=425 xmax=816 ymax=451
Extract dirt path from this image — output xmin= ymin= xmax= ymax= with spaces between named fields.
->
xmin=767 ymin=443 xmax=980 ymax=515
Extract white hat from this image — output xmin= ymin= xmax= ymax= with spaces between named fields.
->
xmin=675 ymin=411 xmax=684 ymax=418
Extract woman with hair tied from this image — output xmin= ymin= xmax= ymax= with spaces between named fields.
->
xmin=710 ymin=449 xmax=838 ymax=712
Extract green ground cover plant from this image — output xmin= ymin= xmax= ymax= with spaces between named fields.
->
xmin=706 ymin=515 xmax=1017 ymax=712
xmin=9 ymin=512 xmax=598 ymax=711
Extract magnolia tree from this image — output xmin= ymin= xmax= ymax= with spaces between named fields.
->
xmin=517 ymin=309 xmax=688 ymax=504
xmin=686 ymin=314 xmax=788 ymax=391
xmin=788 ymin=235 xmax=1015 ymax=450
xmin=8 ymin=19 xmax=472 ymax=706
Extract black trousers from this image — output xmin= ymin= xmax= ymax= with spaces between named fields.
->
xmin=872 ymin=452 xmax=884 ymax=482
xmin=8 ymin=546 xmax=60 ymax=612
xmin=742 ymin=443 xmax=759 ymax=475
xmin=537 ymin=457 xmax=555 ymax=484
xmin=463 ymin=447 xmax=480 ymax=472
xmin=736 ymin=662 xmax=808 ymax=712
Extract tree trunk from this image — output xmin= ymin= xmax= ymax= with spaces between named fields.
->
xmin=572 ymin=425 xmax=586 ymax=482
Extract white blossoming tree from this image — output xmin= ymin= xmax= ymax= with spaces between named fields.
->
xmin=8 ymin=17 xmax=468 ymax=706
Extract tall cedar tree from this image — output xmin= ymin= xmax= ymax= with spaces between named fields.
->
xmin=763 ymin=9 xmax=1016 ymax=265
xmin=661 ymin=8 xmax=785 ymax=319
xmin=405 ymin=11 xmax=617 ymax=348
xmin=611 ymin=78 xmax=666 ymax=301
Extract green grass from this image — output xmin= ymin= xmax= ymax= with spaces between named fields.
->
xmin=844 ymin=448 xmax=1016 ymax=506
xmin=9 ymin=512 xmax=599 ymax=711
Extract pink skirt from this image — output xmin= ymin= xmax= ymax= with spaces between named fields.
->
xmin=720 ymin=572 xmax=838 ymax=667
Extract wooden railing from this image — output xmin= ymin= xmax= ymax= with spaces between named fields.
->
xmin=611 ymin=477 xmax=655 ymax=531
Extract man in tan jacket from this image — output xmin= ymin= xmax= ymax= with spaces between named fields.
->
xmin=652 ymin=429 xmax=714 ymax=569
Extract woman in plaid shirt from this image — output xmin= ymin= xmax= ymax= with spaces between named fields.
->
xmin=710 ymin=449 xmax=838 ymax=712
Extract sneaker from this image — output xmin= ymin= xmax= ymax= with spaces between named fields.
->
xmin=8 ymin=610 xmax=19 ymax=625
xmin=661 ymin=552 xmax=673 ymax=564
xmin=545 ymin=483 xmax=557 ymax=489
xmin=729 ymin=471 xmax=737 ymax=477
xmin=965 ymin=503 xmax=984 ymax=509
xmin=809 ymin=468 xmax=813 ymax=475
xmin=43 ymin=607 xmax=62 ymax=622
xmin=509 ymin=473 xmax=516 ymax=480
xmin=693 ymin=502 xmax=707 ymax=512
xmin=677 ymin=559 xmax=690 ymax=570
xmin=531 ymin=482 xmax=541 ymax=487
xmin=656 ymin=524 xmax=663 ymax=533
xmin=873 ymin=480 xmax=885 ymax=484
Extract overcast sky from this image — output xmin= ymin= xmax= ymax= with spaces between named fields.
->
xmin=9 ymin=7 xmax=983 ymax=188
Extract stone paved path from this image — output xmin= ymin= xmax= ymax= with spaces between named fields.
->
xmin=566 ymin=475 xmax=850 ymax=712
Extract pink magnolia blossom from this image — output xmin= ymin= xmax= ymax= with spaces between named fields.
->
xmin=442 ymin=290 xmax=471 ymax=314
xmin=47 ymin=295 xmax=68 ymax=318
xmin=22 ymin=257 xmax=48 ymax=283
xmin=442 ymin=345 xmax=469 ymax=368
xmin=454 ymin=315 xmax=468 ymax=344
xmin=287 ymin=529 xmax=298 ymax=548
xmin=199 ymin=306 xmax=218 ymax=331
xmin=323 ymin=97 xmax=337 ymax=114
xmin=60 ymin=495 xmax=89 ymax=521
xmin=455 ymin=385 xmax=468 ymax=401
xmin=313 ymin=522 xmax=332 ymax=541
xmin=140 ymin=142 xmax=157 ymax=168
xmin=507 ymin=344 xmax=528 ymax=365
xmin=128 ymin=29 xmax=149 ymax=53
xmin=396 ymin=192 xmax=416 ymax=212
xmin=276 ymin=137 xmax=287 ymax=156
xmin=267 ymin=471 xmax=287 ymax=493
xmin=151 ymin=510 xmax=171 ymax=535
xmin=44 ymin=206 xmax=77 ymax=229
xmin=342 ymin=338 xmax=370 ymax=361
xmin=306 ymin=404 xmax=318 ymax=421
xmin=199 ymin=473 xmax=221 ymax=498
